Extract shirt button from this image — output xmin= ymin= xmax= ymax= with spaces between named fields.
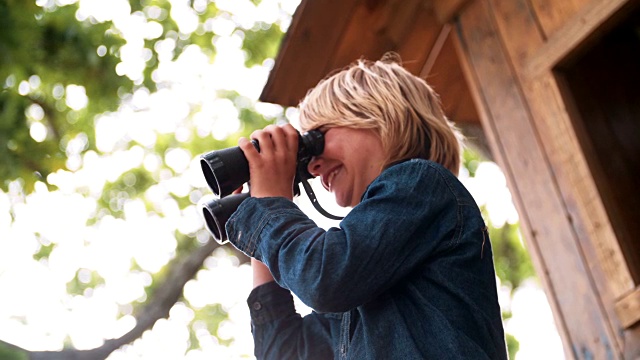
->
xmin=252 ymin=302 xmax=262 ymax=311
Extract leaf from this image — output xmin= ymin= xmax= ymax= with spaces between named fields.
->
xmin=241 ymin=22 xmax=283 ymax=67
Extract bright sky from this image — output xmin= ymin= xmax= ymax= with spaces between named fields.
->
xmin=0 ymin=0 xmax=564 ymax=359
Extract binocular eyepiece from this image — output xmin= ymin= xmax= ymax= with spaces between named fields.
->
xmin=200 ymin=130 xmax=324 ymax=244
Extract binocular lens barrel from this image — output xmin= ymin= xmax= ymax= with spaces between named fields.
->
xmin=201 ymin=192 xmax=250 ymax=244
xmin=200 ymin=146 xmax=251 ymax=198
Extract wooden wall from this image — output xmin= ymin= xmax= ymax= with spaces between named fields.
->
xmin=453 ymin=0 xmax=640 ymax=358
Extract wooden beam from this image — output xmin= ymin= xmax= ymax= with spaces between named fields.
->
xmin=488 ymin=5 xmax=640 ymax=355
xmin=453 ymin=14 xmax=576 ymax=356
xmin=259 ymin=0 xmax=446 ymax=108
xmin=489 ymin=1 xmax=640 ymax=357
xmin=490 ymin=0 xmax=634 ymax=299
xmin=433 ymin=0 xmax=472 ymax=23
xmin=426 ymin=29 xmax=480 ymax=125
xmin=616 ymin=287 xmax=640 ymax=329
xmin=327 ymin=0 xmax=433 ymax=75
xmin=454 ymin=0 xmax=629 ymax=357
xmin=260 ymin=0 xmax=360 ymax=107
xmin=419 ymin=24 xmax=451 ymax=78
xmin=523 ymin=0 xmax=632 ymax=80
xmin=528 ymin=0 xmax=590 ymax=36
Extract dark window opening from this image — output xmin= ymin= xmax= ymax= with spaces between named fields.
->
xmin=557 ymin=7 xmax=640 ymax=283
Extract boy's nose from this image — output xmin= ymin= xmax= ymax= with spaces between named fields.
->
xmin=307 ymin=157 xmax=323 ymax=177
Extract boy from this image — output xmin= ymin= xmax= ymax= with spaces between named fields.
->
xmin=226 ymin=54 xmax=508 ymax=359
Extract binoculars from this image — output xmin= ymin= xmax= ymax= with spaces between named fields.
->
xmin=200 ymin=130 xmax=325 ymax=244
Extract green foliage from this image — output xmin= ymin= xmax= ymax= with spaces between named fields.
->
xmin=0 ymin=344 xmax=28 ymax=360
xmin=488 ymin=219 xmax=536 ymax=291
xmin=1 ymin=0 xmax=291 ymax=355
xmin=67 ymin=269 xmax=106 ymax=296
xmin=175 ymin=231 xmax=199 ymax=254
xmin=506 ymin=333 xmax=520 ymax=360
xmin=462 ymin=146 xmax=482 ymax=177
xmin=188 ymin=303 xmax=231 ymax=350
xmin=462 ymin=148 xmax=537 ymax=360
xmin=98 ymin=167 xmax=155 ymax=218
xmin=241 ymin=22 xmax=283 ymax=67
xmin=186 ymin=96 xmax=273 ymax=159
xmin=33 ymin=237 xmax=55 ymax=261
xmin=462 ymin=148 xmax=536 ymax=291
xmin=0 ymin=0 xmax=130 ymax=192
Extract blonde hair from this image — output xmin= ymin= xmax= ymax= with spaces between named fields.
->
xmin=298 ymin=53 xmax=463 ymax=175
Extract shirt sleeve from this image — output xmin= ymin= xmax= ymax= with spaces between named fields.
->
xmin=247 ymin=281 xmax=335 ymax=360
xmin=227 ymin=160 xmax=459 ymax=313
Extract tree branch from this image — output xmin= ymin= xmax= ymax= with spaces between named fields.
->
xmin=0 ymin=236 xmax=249 ymax=360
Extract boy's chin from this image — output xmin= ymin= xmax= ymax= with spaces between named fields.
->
xmin=335 ymin=196 xmax=352 ymax=208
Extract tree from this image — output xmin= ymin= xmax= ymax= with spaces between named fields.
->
xmin=0 ymin=0 xmax=289 ymax=358
xmin=0 ymin=0 xmax=128 ymax=193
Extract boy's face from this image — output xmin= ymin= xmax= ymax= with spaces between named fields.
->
xmin=307 ymin=127 xmax=386 ymax=207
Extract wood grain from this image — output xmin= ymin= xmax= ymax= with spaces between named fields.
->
xmin=455 ymin=0 xmax=627 ymax=357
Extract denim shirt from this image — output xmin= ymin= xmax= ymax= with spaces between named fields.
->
xmin=226 ymin=159 xmax=508 ymax=360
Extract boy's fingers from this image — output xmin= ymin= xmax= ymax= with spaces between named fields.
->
xmin=251 ymin=129 xmax=275 ymax=154
xmin=238 ymin=137 xmax=259 ymax=162
xmin=282 ymin=124 xmax=299 ymax=152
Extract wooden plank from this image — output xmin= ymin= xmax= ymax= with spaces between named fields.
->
xmin=453 ymin=19 xmax=577 ymax=358
xmin=329 ymin=1 xmax=481 ymax=127
xmin=453 ymin=5 xmax=575 ymax=356
xmin=260 ymin=0 xmax=453 ymax=109
xmin=528 ymin=0 xmax=589 ymax=36
xmin=487 ymin=0 xmax=544 ymax=65
xmin=426 ymin=30 xmax=479 ymax=124
xmin=534 ymin=71 xmax=640 ymax=359
xmin=491 ymin=0 xmax=635 ymax=312
xmin=525 ymin=74 xmax=627 ymax=354
xmin=419 ymin=24 xmax=451 ymax=77
xmin=490 ymin=0 xmax=640 ymax=356
xmin=523 ymin=0 xmax=632 ymax=80
xmin=489 ymin=2 xmax=640 ymax=356
xmin=623 ymin=331 xmax=640 ymax=358
xmin=454 ymin=0 xmax=625 ymax=358
xmin=328 ymin=0 xmax=432 ymax=75
xmin=615 ymin=287 xmax=640 ymax=329
xmin=260 ymin=0 xmax=361 ymax=107
xmin=393 ymin=4 xmax=442 ymax=75
xmin=433 ymin=0 xmax=472 ymax=23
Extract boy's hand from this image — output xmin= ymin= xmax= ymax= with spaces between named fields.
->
xmin=238 ymin=124 xmax=299 ymax=200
